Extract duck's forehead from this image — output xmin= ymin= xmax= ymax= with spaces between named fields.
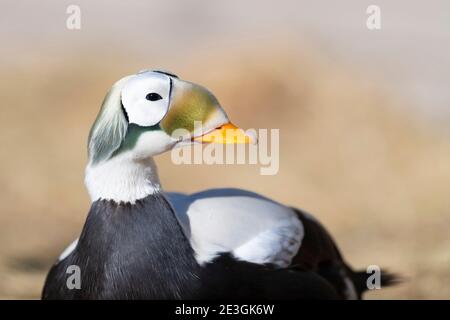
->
xmin=160 ymin=79 xmax=224 ymax=134
xmin=123 ymin=71 xmax=171 ymax=94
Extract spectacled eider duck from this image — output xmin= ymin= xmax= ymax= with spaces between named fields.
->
xmin=42 ymin=70 xmax=397 ymax=299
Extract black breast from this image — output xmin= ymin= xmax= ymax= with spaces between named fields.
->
xmin=42 ymin=193 xmax=203 ymax=299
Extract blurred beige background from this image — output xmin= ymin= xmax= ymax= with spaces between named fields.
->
xmin=0 ymin=0 xmax=449 ymax=299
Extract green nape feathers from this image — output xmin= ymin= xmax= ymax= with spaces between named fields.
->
xmin=88 ymin=76 xmax=131 ymax=164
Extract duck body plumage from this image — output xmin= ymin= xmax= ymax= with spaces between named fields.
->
xmin=167 ymin=188 xmax=359 ymax=299
xmin=42 ymin=192 xmax=338 ymax=300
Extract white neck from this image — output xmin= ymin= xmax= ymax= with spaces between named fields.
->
xmin=85 ymin=152 xmax=161 ymax=204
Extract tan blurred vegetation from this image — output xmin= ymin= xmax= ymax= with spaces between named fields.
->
xmin=0 ymin=42 xmax=449 ymax=299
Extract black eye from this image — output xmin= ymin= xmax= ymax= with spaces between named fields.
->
xmin=145 ymin=92 xmax=163 ymax=101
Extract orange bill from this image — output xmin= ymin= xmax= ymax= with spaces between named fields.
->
xmin=193 ymin=123 xmax=252 ymax=144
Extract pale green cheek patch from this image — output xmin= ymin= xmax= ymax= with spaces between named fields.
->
xmin=160 ymin=86 xmax=218 ymax=134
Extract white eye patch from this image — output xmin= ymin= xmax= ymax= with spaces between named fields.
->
xmin=121 ymin=72 xmax=171 ymax=127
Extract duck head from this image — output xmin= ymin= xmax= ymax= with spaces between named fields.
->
xmin=88 ymin=70 xmax=250 ymax=165
xmin=86 ymin=70 xmax=251 ymax=203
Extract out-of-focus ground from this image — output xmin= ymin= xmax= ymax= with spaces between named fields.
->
xmin=1 ymin=0 xmax=450 ymax=299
